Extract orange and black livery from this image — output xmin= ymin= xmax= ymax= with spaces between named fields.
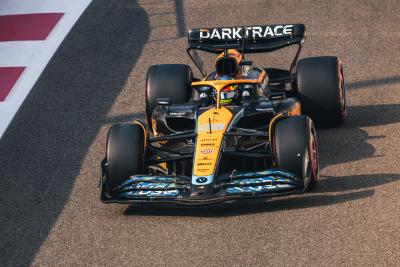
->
xmin=100 ymin=24 xmax=346 ymax=206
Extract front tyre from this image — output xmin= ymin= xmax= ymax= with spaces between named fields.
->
xmin=273 ymin=116 xmax=319 ymax=190
xmin=105 ymin=124 xmax=145 ymax=193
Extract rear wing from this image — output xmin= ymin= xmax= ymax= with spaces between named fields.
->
xmin=188 ymin=24 xmax=305 ymax=53
xmin=187 ymin=24 xmax=306 ymax=76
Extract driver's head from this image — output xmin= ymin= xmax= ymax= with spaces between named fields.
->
xmin=215 ymin=49 xmax=242 ymax=77
xmin=217 ymin=75 xmax=238 ymax=105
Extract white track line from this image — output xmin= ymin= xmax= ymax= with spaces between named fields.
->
xmin=0 ymin=0 xmax=92 ymax=139
xmin=0 ymin=0 xmax=84 ymax=15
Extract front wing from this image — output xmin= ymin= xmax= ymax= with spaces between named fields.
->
xmin=100 ymin=169 xmax=305 ymax=205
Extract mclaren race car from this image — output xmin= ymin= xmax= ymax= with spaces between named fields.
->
xmin=100 ymin=24 xmax=346 ymax=205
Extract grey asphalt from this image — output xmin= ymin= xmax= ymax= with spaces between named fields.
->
xmin=0 ymin=0 xmax=399 ymax=266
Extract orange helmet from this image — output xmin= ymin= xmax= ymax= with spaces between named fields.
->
xmin=215 ymin=49 xmax=243 ymax=76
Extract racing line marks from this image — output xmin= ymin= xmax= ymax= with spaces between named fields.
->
xmin=0 ymin=0 xmax=92 ymax=139
xmin=0 ymin=67 xmax=25 ymax=101
xmin=0 ymin=13 xmax=63 ymax=41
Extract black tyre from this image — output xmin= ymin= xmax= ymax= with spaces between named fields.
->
xmin=273 ymin=116 xmax=319 ymax=189
xmin=296 ymin=56 xmax=346 ymax=127
xmin=106 ymin=124 xmax=145 ymax=192
xmin=146 ymin=64 xmax=193 ymax=121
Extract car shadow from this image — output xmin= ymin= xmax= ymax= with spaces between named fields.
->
xmin=347 ymin=76 xmax=400 ymax=90
xmin=318 ymin=76 xmax=400 ymax=168
xmin=0 ymin=0 xmax=149 ymax=266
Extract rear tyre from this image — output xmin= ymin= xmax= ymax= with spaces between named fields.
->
xmin=106 ymin=124 xmax=145 ymax=193
xmin=146 ymin=64 xmax=193 ymax=126
xmin=296 ymin=56 xmax=346 ymax=127
xmin=273 ymin=116 xmax=319 ymax=190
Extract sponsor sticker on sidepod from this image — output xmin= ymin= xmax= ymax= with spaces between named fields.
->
xmin=201 ymin=149 xmax=213 ymax=154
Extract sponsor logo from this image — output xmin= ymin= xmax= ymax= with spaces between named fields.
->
xmin=169 ymin=112 xmax=185 ymax=116
xmin=200 ymin=138 xmax=217 ymax=142
xmin=199 ymin=25 xmax=294 ymax=40
xmin=201 ymin=149 xmax=214 ymax=154
xmin=198 ymin=123 xmax=225 ymax=132
xmin=201 ymin=143 xmax=215 ymax=147
xmin=197 ymin=162 xmax=212 ymax=166
xmin=196 ymin=177 xmax=208 ymax=183
xmin=214 ymin=81 xmax=225 ymax=85
xmin=256 ymin=107 xmax=274 ymax=112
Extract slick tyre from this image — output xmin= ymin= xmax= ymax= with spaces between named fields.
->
xmin=273 ymin=116 xmax=319 ymax=190
xmin=106 ymin=124 xmax=145 ymax=193
xmin=146 ymin=64 xmax=193 ymax=126
xmin=296 ymin=56 xmax=346 ymax=127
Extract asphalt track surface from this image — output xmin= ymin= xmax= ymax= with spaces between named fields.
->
xmin=1 ymin=0 xmax=400 ymax=266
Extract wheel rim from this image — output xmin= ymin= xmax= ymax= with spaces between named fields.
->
xmin=303 ymin=128 xmax=318 ymax=184
xmin=309 ymin=131 xmax=319 ymax=182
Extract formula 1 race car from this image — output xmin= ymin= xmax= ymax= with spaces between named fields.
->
xmin=100 ymin=24 xmax=346 ymax=205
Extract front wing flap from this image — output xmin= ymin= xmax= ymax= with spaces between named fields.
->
xmin=101 ymin=169 xmax=305 ymax=205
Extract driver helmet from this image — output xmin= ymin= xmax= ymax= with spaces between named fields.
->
xmin=218 ymin=75 xmax=238 ymax=104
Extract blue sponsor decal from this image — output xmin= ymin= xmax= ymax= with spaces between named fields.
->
xmin=121 ymin=190 xmax=179 ymax=197
xmin=226 ymin=169 xmax=302 ymax=195
xmin=113 ymin=175 xmax=181 ymax=198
